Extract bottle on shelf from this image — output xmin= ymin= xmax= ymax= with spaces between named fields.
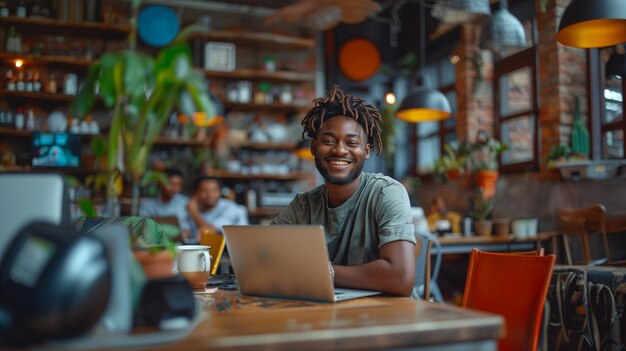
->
xmin=26 ymin=109 xmax=35 ymax=131
xmin=16 ymin=0 xmax=27 ymax=18
xmin=16 ymin=71 xmax=25 ymax=92
xmin=46 ymin=74 xmax=57 ymax=94
xmin=14 ymin=108 xmax=25 ymax=130
xmin=70 ymin=117 xmax=80 ymax=134
xmin=25 ymin=71 xmax=33 ymax=92
xmin=32 ymin=70 xmax=42 ymax=92
xmin=0 ymin=2 xmax=9 ymax=17
xmin=264 ymin=56 xmax=276 ymax=72
xmin=5 ymin=69 xmax=15 ymax=91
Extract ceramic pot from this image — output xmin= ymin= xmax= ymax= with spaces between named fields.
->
xmin=474 ymin=220 xmax=493 ymax=236
xmin=475 ymin=170 xmax=499 ymax=198
xmin=134 ymin=250 xmax=174 ymax=280
xmin=493 ymin=218 xmax=510 ymax=237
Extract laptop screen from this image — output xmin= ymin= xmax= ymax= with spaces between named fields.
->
xmin=0 ymin=173 xmax=70 ymax=259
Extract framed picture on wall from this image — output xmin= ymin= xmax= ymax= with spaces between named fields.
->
xmin=204 ymin=42 xmax=236 ymax=71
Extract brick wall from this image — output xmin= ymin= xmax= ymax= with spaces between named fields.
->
xmin=452 ymin=0 xmax=587 ymax=166
xmin=456 ymin=22 xmax=495 ymax=142
xmin=536 ymin=0 xmax=587 ymax=171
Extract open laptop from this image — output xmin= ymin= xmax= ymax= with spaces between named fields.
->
xmin=222 ymin=225 xmax=381 ymax=302
xmin=0 ymin=173 xmax=71 ymax=259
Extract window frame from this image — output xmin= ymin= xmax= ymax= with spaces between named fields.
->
xmin=599 ymin=67 xmax=626 ymax=159
xmin=494 ymin=46 xmax=539 ymax=173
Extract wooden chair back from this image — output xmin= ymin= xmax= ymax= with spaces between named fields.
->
xmin=200 ymin=232 xmax=226 ymax=275
xmin=558 ymin=204 xmax=610 ymax=265
xmin=462 ymin=249 xmax=555 ymax=351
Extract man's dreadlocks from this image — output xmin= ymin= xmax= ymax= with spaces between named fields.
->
xmin=301 ymin=85 xmax=383 ymax=155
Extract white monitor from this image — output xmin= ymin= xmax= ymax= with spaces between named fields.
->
xmin=0 ymin=173 xmax=70 ymax=259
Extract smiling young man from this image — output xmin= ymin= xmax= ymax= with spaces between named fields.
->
xmin=271 ymin=86 xmax=416 ymax=296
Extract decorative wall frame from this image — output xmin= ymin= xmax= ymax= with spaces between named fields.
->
xmin=204 ymin=42 xmax=236 ymax=71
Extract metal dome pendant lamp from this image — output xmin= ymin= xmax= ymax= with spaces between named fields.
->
xmin=432 ymin=0 xmax=491 ymax=24
xmin=481 ymin=0 xmax=526 ymax=53
xmin=556 ymin=0 xmax=626 ymax=49
xmin=396 ymin=1 xmax=452 ymax=123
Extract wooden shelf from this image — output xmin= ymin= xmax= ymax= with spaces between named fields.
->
xmin=0 ymin=52 xmax=93 ymax=69
xmin=238 ymin=141 xmax=296 ymax=151
xmin=0 ymin=127 xmax=106 ymax=140
xmin=0 ymin=16 xmax=129 ymax=38
xmin=0 ymin=126 xmax=32 ymax=137
xmin=205 ymin=68 xmax=314 ymax=83
xmin=201 ymin=31 xmax=315 ymax=50
xmin=0 ymin=165 xmax=97 ymax=174
xmin=0 ymin=89 xmax=76 ymax=102
xmin=223 ymin=101 xmax=309 ymax=112
xmin=206 ymin=170 xmax=309 ymax=181
xmin=153 ymin=136 xmax=204 ymax=147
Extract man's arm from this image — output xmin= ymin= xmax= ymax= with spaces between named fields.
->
xmin=186 ymin=197 xmax=218 ymax=233
xmin=332 ymin=240 xmax=416 ymax=296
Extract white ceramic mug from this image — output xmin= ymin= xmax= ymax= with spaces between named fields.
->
xmin=176 ymin=245 xmax=211 ymax=273
xmin=176 ymin=245 xmax=212 ymax=289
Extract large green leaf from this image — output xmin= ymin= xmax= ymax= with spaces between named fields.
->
xmin=98 ymin=53 xmax=124 ymax=108
xmin=154 ymin=43 xmax=192 ymax=79
xmin=173 ymin=23 xmax=205 ymax=44
xmin=77 ymin=198 xmax=97 ymax=217
xmin=122 ymin=51 xmax=154 ymax=101
xmin=70 ymin=63 xmax=101 ymax=118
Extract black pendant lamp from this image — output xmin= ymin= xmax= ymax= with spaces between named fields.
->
xmin=294 ymin=138 xmax=314 ymax=160
xmin=556 ymin=0 xmax=626 ymax=49
xmin=432 ymin=0 xmax=491 ymax=24
xmin=481 ymin=0 xmax=526 ymax=53
xmin=396 ymin=1 xmax=451 ymax=123
xmin=606 ymin=46 xmax=626 ymax=79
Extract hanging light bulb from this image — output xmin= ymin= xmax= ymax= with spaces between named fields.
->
xmin=385 ymin=92 xmax=397 ymax=105
xmin=15 ymin=59 xmax=24 ymax=68
xmin=396 ymin=1 xmax=451 ymax=123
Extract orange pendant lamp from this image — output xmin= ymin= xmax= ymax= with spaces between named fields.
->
xmin=556 ymin=0 xmax=626 ymax=48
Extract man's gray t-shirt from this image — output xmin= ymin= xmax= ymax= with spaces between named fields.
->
xmin=271 ymin=172 xmax=416 ymax=265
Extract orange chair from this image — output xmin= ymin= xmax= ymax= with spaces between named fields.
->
xmin=200 ymin=232 xmax=226 ymax=275
xmin=462 ymin=249 xmax=555 ymax=351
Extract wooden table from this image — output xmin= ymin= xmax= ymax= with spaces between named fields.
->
xmin=172 ymin=291 xmax=504 ymax=351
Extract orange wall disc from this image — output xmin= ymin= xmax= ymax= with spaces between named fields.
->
xmin=338 ymin=38 xmax=381 ymax=82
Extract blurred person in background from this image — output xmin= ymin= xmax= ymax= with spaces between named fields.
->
xmin=185 ymin=175 xmax=248 ymax=242
xmin=140 ymin=168 xmax=189 ymax=230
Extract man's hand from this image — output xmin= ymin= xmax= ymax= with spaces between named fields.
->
xmin=186 ymin=196 xmax=200 ymax=215
xmin=333 ymin=241 xmax=416 ymax=296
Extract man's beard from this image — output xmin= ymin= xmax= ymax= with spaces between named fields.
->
xmin=315 ymin=157 xmax=365 ymax=185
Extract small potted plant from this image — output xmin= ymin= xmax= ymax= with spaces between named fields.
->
xmin=433 ymin=141 xmax=470 ymax=181
xmin=124 ymin=216 xmax=180 ymax=280
xmin=471 ymin=194 xmax=494 ymax=236
xmin=469 ymin=131 xmax=508 ymax=198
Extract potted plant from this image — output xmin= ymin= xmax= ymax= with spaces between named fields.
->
xmin=469 ymin=131 xmax=508 ymax=198
xmin=70 ymin=0 xmax=216 ymax=216
xmin=433 ymin=141 xmax=470 ymax=181
xmin=472 ymin=194 xmax=494 ymax=236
